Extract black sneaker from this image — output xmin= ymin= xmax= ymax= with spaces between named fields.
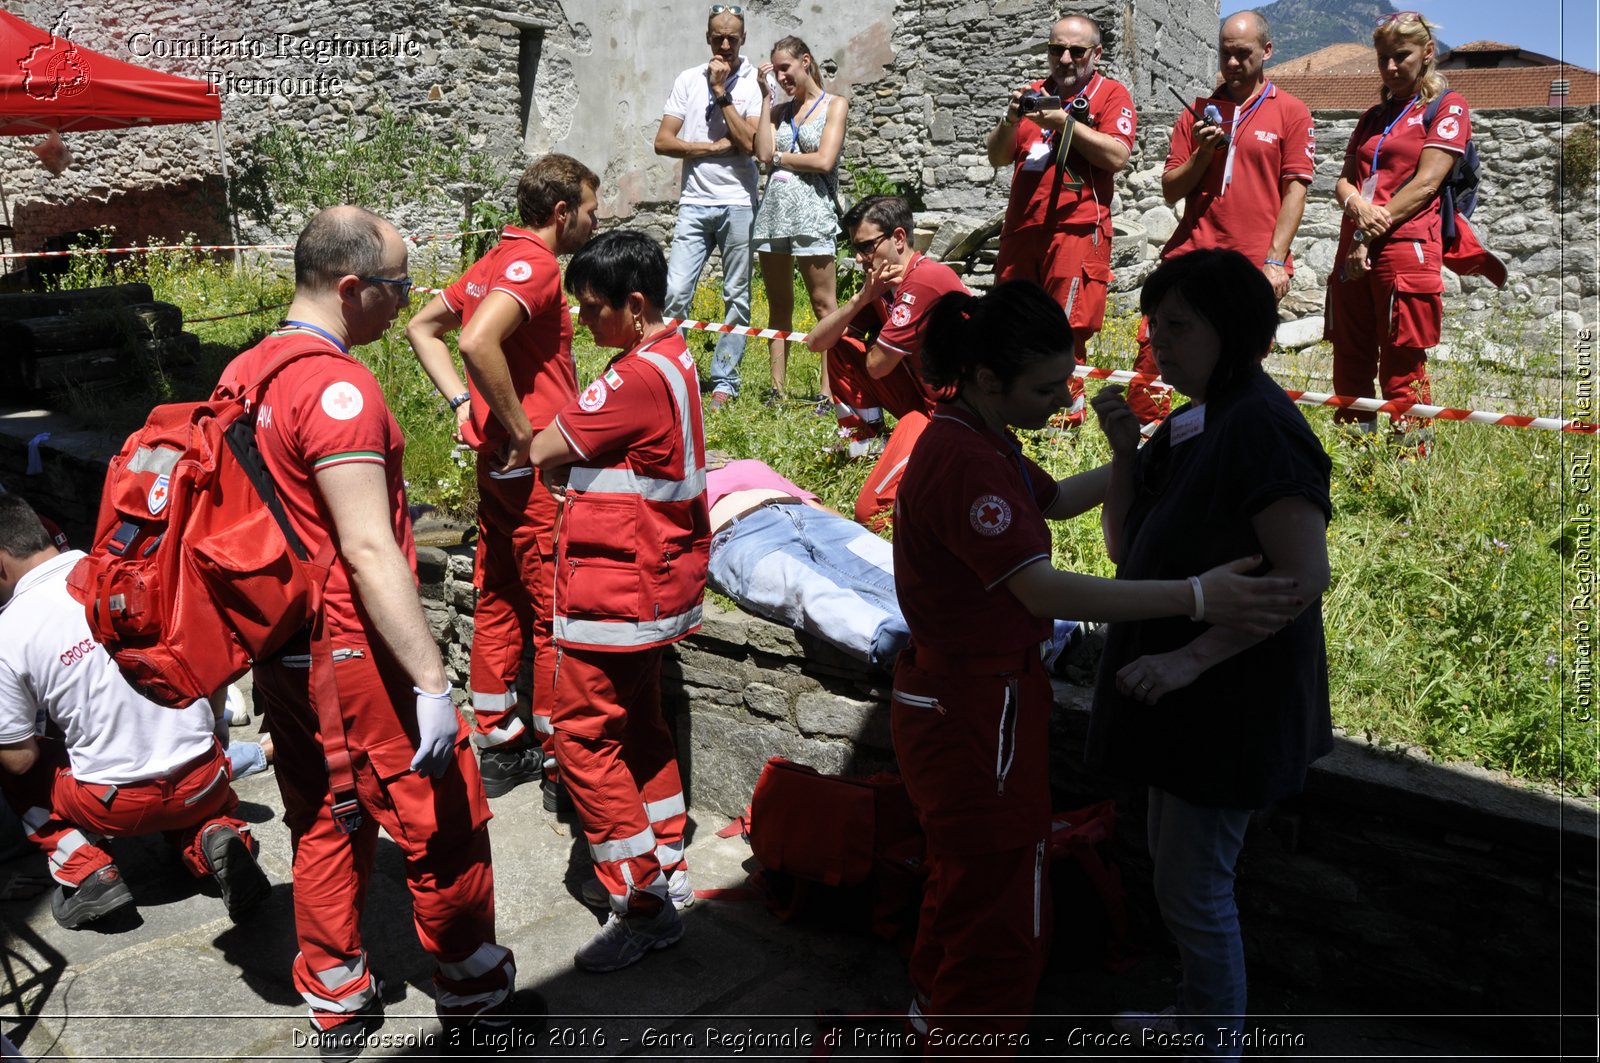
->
xmin=541 ymin=776 xmax=573 ymax=815
xmin=478 ymin=742 xmax=542 ymax=798
xmin=201 ymin=824 xmax=272 ymax=920
xmin=440 ymin=987 xmax=548 ymax=1057
xmin=51 ymin=865 xmax=135 ymax=929
xmin=310 ymin=998 xmax=384 ymax=1063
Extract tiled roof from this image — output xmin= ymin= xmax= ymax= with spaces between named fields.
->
xmin=1448 ymin=40 xmax=1520 ymax=53
xmin=1270 ymin=63 xmax=1600 ymax=110
xmin=1268 ymin=43 xmax=1375 ymax=77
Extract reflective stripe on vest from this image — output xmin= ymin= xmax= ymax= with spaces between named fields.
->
xmin=554 ymin=344 xmax=705 ymax=649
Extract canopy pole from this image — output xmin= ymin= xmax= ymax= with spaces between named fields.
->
xmin=214 ymin=119 xmax=239 ymax=269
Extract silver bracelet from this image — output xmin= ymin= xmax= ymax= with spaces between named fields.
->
xmin=1187 ymin=575 xmax=1206 ymax=622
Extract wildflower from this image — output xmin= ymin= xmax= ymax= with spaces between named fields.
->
xmin=1491 ymin=537 xmax=1510 ymax=553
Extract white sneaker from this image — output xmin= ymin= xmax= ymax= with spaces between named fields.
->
xmin=1110 ymin=1005 xmax=1183 ymax=1037
xmin=573 ymin=903 xmax=683 ymax=972
xmin=580 ymin=869 xmax=695 ymax=912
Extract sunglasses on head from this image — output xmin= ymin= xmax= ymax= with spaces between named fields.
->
xmin=1047 ymin=44 xmax=1093 ymax=59
xmin=1376 ymin=10 xmax=1429 ymax=33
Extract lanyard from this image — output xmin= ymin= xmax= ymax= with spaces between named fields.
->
xmin=1042 ymin=74 xmax=1096 ymax=147
xmin=1369 ymin=95 xmax=1420 ymax=178
xmin=786 ymin=91 xmax=827 ymax=149
xmin=1220 ymin=82 xmax=1273 ymax=192
xmin=279 ymin=319 xmax=348 ymax=354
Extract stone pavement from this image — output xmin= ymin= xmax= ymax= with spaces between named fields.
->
xmin=0 ymin=706 xmax=1538 ymax=1063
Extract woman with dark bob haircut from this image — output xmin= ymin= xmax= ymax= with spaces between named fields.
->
xmin=1088 ymin=248 xmax=1333 ymax=1059
xmin=888 ymin=278 xmax=1307 ymax=1050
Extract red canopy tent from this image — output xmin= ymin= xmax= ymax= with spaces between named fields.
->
xmin=0 ymin=10 xmax=227 ymax=245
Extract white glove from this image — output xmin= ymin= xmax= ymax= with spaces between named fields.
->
xmin=410 ymin=685 xmax=459 ymax=778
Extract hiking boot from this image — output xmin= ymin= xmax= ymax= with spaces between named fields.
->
xmin=1110 ymin=1005 xmax=1183 ymax=1038
xmin=201 ymin=824 xmax=271 ymax=920
xmin=440 ymin=987 xmax=548 ymax=1057
xmin=478 ymin=742 xmax=542 ymax=799
xmin=51 ymin=865 xmax=135 ymax=929
xmin=579 ymin=868 xmax=695 ymax=912
xmin=541 ymin=776 xmax=573 ymax=815
xmin=310 ymin=998 xmax=384 ymax=1063
xmin=573 ymin=901 xmax=684 ymax=972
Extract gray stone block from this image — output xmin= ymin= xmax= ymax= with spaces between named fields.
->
xmin=795 ymin=690 xmax=892 ymax=751
xmin=743 ymin=681 xmax=792 ymax=720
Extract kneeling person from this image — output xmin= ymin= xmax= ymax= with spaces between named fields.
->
xmin=531 ymin=231 xmax=710 ymax=972
xmin=0 ymin=493 xmax=269 ymax=929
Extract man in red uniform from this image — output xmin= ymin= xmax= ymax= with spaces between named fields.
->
xmin=220 ymin=206 xmax=531 ymax=1058
xmin=1128 ymin=9 xmax=1314 ymax=424
xmin=408 ymin=154 xmax=600 ymax=804
xmin=805 ymin=195 xmax=963 ymax=528
xmin=987 ymin=14 xmax=1136 ymax=423
xmin=530 ymin=230 xmax=709 ymax=972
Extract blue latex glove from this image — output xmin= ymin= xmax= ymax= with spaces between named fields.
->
xmin=410 ymin=685 xmax=459 ymax=778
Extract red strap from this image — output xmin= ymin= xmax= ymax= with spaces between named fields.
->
xmin=716 ymin=808 xmax=752 ymax=840
xmin=303 ymin=539 xmax=360 ymax=833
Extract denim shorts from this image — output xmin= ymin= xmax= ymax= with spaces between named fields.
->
xmin=753 ymin=233 xmax=837 ymax=257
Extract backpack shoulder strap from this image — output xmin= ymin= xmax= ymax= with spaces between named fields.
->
xmin=214 ymin=340 xmax=348 ymax=405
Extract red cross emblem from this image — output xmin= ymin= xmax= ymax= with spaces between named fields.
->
xmin=147 ymin=474 xmax=171 ymax=515
xmin=969 ymin=494 xmax=1012 ymax=536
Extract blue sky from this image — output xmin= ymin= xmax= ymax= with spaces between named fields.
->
xmin=1406 ymin=0 xmax=1598 ymax=69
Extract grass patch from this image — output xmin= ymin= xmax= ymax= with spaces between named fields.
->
xmin=39 ymin=248 xmax=1593 ymax=797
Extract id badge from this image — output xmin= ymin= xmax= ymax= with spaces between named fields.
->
xmin=1169 ymin=404 xmax=1206 ymax=445
xmin=1022 ymin=140 xmax=1052 ymax=172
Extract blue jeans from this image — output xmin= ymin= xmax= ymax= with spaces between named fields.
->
xmin=1147 ymin=787 xmax=1252 ymax=1061
xmin=708 ymin=503 xmax=906 ymax=667
xmin=665 ymin=202 xmax=753 ymax=396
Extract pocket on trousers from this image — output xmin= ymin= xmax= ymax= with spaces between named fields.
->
xmin=1389 ymin=284 xmax=1443 ymax=349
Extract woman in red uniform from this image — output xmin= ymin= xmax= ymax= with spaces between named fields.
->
xmin=1328 ymin=10 xmax=1469 ymax=451
xmin=890 ymin=280 xmax=1306 ymax=1054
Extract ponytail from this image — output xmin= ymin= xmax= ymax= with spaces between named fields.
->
xmin=921 ymin=281 xmax=1074 ymax=393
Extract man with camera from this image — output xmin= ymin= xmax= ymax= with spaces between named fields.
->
xmin=986 ymin=14 xmax=1136 ymax=424
xmin=1125 ymin=9 xmax=1313 ymax=424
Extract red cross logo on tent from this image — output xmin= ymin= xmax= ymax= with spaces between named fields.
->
xmin=969 ymin=494 xmax=1012 ymax=536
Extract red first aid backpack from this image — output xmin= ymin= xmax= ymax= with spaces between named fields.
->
xmin=67 ymin=346 xmax=335 ymax=707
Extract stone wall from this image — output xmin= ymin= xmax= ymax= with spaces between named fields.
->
xmin=0 ymin=1 xmax=1216 ymax=251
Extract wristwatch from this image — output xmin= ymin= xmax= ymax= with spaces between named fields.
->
xmin=1351 ymin=228 xmax=1368 ymax=245
xmin=714 ymin=92 xmax=733 ymax=108
xmin=448 ymin=392 xmax=471 ymax=410
xmin=772 ymin=151 xmax=784 ymax=170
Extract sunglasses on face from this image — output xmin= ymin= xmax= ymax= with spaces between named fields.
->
xmin=361 ymin=275 xmax=413 ymax=300
xmin=1048 ymin=44 xmax=1093 ymax=59
xmin=710 ymin=4 xmax=745 ymax=13
xmin=851 ymin=232 xmax=890 ymax=257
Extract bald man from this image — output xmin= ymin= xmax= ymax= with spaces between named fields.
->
xmin=1128 ymin=10 xmax=1314 ymax=423
xmin=987 ymin=13 xmax=1137 ymax=425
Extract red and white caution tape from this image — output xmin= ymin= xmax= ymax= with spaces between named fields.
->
xmin=0 ymin=229 xmax=494 ymax=262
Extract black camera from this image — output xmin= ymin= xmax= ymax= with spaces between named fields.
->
xmin=1016 ymin=90 xmax=1063 ymax=115
xmin=1069 ymin=95 xmax=1096 ymax=127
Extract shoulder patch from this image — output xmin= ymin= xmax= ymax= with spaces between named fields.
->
xmin=1116 ymin=115 xmax=1133 ymax=136
xmin=320 ymin=381 xmax=365 ymax=421
xmin=504 ymin=260 xmax=533 ymax=283
xmin=969 ymin=494 xmax=1013 ymax=536
xmin=890 ymin=303 xmax=912 ymax=328
xmin=604 ymin=368 xmax=625 ymax=389
xmin=578 ymin=378 xmax=608 ymax=412
xmin=1435 ymin=115 xmax=1461 ymax=141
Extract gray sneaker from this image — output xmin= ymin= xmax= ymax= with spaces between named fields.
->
xmin=51 ymin=865 xmax=135 ymax=929
xmin=579 ymin=869 xmax=695 ymax=912
xmin=573 ymin=902 xmax=684 ymax=972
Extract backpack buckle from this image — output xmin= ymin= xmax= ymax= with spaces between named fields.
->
xmin=106 ymin=521 xmax=141 ymax=557
xmin=331 ymin=798 xmax=363 ymax=835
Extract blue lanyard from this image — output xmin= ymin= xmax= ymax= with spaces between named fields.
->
xmin=785 ymin=91 xmax=826 ymax=149
xmin=1226 ymin=81 xmax=1272 ymax=129
xmin=279 ymin=319 xmax=349 ymax=354
xmin=1369 ymin=95 xmax=1420 ymax=178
